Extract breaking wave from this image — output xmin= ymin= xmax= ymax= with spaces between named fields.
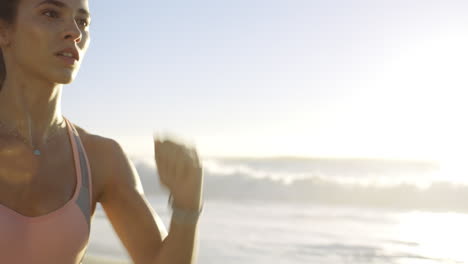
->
xmin=132 ymin=157 xmax=468 ymax=213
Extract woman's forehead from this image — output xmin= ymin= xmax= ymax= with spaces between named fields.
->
xmin=22 ymin=0 xmax=90 ymax=13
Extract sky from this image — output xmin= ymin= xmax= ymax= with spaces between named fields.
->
xmin=62 ymin=0 xmax=468 ymax=163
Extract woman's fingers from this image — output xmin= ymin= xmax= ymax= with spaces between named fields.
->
xmin=155 ymin=137 xmax=192 ymax=187
xmin=154 ymin=134 xmax=203 ymax=209
xmin=155 ymin=138 xmax=172 ymax=187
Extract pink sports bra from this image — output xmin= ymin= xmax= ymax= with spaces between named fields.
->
xmin=0 ymin=117 xmax=93 ymax=264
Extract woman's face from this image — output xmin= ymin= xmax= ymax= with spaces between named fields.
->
xmin=3 ymin=0 xmax=91 ymax=85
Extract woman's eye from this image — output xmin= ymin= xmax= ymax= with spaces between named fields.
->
xmin=43 ymin=10 xmax=59 ymax=18
xmin=77 ymin=19 xmax=89 ymax=28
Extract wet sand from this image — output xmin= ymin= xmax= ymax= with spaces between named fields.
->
xmin=82 ymin=254 xmax=131 ymax=264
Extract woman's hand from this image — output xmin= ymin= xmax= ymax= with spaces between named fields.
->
xmin=154 ymin=136 xmax=203 ymax=211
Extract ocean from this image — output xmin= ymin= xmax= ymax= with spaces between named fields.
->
xmin=83 ymin=157 xmax=468 ymax=264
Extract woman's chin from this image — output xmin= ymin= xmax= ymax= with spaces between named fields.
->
xmin=59 ymin=76 xmax=75 ymax=84
xmin=52 ymin=69 xmax=78 ymax=84
xmin=55 ymin=76 xmax=74 ymax=85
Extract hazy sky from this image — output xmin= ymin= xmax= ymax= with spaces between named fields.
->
xmin=63 ymin=0 xmax=468 ymax=162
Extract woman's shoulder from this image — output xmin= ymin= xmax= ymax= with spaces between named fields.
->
xmin=70 ymin=123 xmax=129 ymax=203
xmin=71 ymin=122 xmax=130 ymax=170
xmin=72 ymin=123 xmax=121 ymax=156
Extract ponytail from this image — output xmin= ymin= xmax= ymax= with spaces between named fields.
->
xmin=0 ymin=49 xmax=5 ymax=91
xmin=0 ymin=0 xmax=21 ymax=92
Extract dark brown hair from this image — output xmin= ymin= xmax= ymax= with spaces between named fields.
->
xmin=0 ymin=0 xmax=21 ymax=90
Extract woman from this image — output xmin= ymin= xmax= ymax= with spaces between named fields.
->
xmin=0 ymin=0 xmax=204 ymax=263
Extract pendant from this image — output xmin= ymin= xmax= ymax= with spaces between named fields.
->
xmin=33 ymin=149 xmax=41 ymax=156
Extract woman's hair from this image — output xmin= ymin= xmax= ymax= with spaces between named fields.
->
xmin=0 ymin=0 xmax=21 ymax=90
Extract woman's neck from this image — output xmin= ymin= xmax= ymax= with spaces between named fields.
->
xmin=0 ymin=76 xmax=65 ymax=147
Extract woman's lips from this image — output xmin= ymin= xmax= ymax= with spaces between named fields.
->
xmin=56 ymin=54 xmax=77 ymax=66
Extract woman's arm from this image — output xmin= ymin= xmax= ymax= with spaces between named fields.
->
xmin=150 ymin=216 xmax=199 ymax=264
xmin=97 ymin=137 xmax=202 ymax=264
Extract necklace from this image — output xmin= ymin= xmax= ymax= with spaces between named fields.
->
xmin=0 ymin=119 xmax=66 ymax=156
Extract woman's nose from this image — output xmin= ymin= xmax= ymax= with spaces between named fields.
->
xmin=62 ymin=19 xmax=82 ymax=43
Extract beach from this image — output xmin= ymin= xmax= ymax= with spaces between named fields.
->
xmin=82 ymin=255 xmax=130 ymax=264
xmin=82 ymin=157 xmax=468 ymax=264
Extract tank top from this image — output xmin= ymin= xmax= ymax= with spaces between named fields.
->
xmin=0 ymin=117 xmax=93 ymax=264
